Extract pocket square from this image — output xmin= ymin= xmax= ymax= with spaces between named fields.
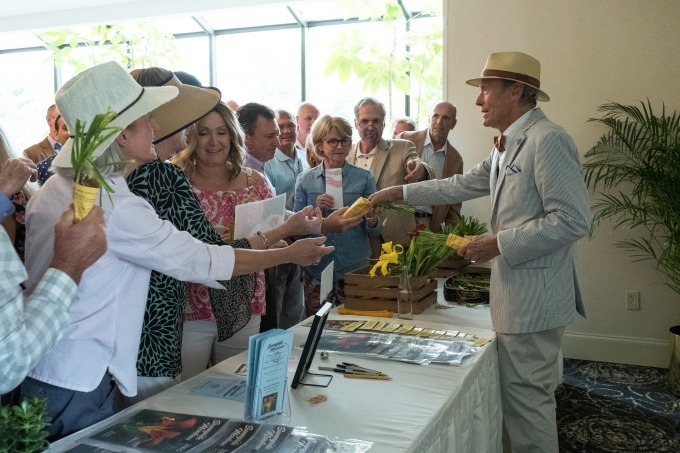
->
xmin=504 ymin=164 xmax=521 ymax=176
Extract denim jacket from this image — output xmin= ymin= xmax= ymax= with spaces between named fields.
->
xmin=294 ymin=162 xmax=380 ymax=280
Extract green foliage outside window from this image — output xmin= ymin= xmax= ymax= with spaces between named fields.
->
xmin=324 ymin=0 xmax=443 ymax=126
xmin=36 ymin=22 xmax=180 ymax=71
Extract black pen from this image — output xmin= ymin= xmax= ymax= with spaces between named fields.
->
xmin=318 ymin=366 xmax=383 ymax=375
xmin=340 ymin=362 xmax=382 ymax=373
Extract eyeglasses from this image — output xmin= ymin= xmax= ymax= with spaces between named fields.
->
xmin=324 ymin=138 xmax=351 ymax=148
xmin=358 ymin=119 xmax=384 ymax=128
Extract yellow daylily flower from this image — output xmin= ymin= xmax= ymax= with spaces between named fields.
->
xmin=369 ymin=242 xmax=404 ymax=277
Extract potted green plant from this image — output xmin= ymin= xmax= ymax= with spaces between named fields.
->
xmin=0 ymin=397 xmax=51 ymax=452
xmin=583 ymin=101 xmax=680 ymax=394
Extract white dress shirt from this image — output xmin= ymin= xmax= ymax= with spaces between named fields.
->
xmin=24 ymin=175 xmax=235 ymax=396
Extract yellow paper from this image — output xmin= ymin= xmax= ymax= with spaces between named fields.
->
xmin=445 ymin=233 xmax=471 ymax=250
xmin=342 ymin=196 xmax=372 ymax=218
xmin=73 ymin=182 xmax=99 ymax=222
xmin=394 ymin=324 xmax=415 ymax=334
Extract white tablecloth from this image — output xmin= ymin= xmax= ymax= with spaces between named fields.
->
xmin=51 ymin=314 xmax=502 ymax=453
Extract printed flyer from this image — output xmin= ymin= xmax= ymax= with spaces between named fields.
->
xmin=244 ymin=329 xmax=294 ymax=420
xmin=71 ymin=409 xmax=339 ymax=453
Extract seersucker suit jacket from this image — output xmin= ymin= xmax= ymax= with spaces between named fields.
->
xmin=348 ymin=138 xmax=434 ymax=248
xmin=405 ymin=108 xmax=591 ymax=334
xmin=398 ymin=129 xmax=464 ymax=233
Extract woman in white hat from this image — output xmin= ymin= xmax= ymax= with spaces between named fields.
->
xmin=125 ymin=67 xmax=321 ymax=403
xmin=21 ymin=61 xmax=333 ymax=440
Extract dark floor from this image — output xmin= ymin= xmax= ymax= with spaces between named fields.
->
xmin=556 ymin=359 xmax=680 ymax=452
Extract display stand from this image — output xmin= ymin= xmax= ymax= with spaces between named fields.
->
xmin=291 ymin=302 xmax=333 ymax=389
xmin=246 ymin=378 xmax=292 ymax=424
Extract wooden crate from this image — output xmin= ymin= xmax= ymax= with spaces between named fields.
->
xmin=343 ymin=265 xmax=437 ymax=314
xmin=434 ymin=255 xmax=471 ymax=278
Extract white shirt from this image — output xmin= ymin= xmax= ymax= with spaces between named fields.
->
xmin=415 ymin=133 xmax=448 ymax=215
xmin=24 ymin=175 xmax=235 ymax=396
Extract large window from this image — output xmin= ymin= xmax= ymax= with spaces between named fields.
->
xmin=215 ymin=28 xmax=301 ymax=111
xmin=306 ymin=21 xmax=404 ymax=124
xmin=0 ymin=1 xmax=442 ymax=152
xmin=173 ymin=36 xmax=211 ymax=86
xmin=0 ymin=50 xmax=56 ymax=154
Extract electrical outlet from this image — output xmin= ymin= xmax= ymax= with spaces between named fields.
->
xmin=626 ymin=291 xmax=640 ymax=310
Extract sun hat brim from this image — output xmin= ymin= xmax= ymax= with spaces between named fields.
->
xmin=53 ymin=85 xmax=178 ymax=169
xmin=152 ymin=82 xmax=221 ymax=144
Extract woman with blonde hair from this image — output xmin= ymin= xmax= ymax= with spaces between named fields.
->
xmin=173 ymin=101 xmax=281 ymax=379
xmin=294 ymin=115 xmax=381 ymax=316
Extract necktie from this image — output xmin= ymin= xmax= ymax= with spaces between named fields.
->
xmin=54 ymin=142 xmax=62 ymax=151
xmin=494 ymin=135 xmax=505 ymax=153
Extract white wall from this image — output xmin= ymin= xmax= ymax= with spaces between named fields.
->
xmin=446 ymin=0 xmax=680 ymax=367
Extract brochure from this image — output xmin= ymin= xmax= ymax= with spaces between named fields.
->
xmin=244 ymin=329 xmax=294 ymax=420
xmin=190 ymin=377 xmax=247 ymax=402
xmin=324 ymin=168 xmax=343 ymax=209
xmin=71 ymin=409 xmax=345 ymax=453
xmin=83 ymin=410 xmax=233 ymax=452
xmin=233 ymin=193 xmax=286 ymax=240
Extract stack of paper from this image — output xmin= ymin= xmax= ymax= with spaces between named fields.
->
xmin=244 ymin=329 xmax=294 ymax=420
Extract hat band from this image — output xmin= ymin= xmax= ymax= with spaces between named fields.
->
xmin=482 ymin=69 xmax=540 ymax=88
xmin=115 ymin=87 xmax=146 ymax=119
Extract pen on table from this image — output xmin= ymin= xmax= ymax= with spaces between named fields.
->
xmin=341 ymin=362 xmax=380 ymax=372
xmin=322 ymin=364 xmax=386 ymax=375
xmin=318 ymin=366 xmax=385 ymax=376
xmin=344 ymin=374 xmax=392 ymax=380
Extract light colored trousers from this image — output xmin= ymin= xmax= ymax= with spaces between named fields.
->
xmin=497 ymin=326 xmax=565 ymax=453
xmin=181 ymin=315 xmax=260 ymax=380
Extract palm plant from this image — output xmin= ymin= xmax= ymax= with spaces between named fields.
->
xmin=584 ymin=101 xmax=680 ymax=294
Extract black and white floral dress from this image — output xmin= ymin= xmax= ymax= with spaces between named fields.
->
xmin=126 ymin=159 xmax=254 ymax=378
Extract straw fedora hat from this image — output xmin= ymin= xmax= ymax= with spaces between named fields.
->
xmin=52 ymin=61 xmax=178 ymax=169
xmin=144 ymin=72 xmax=221 ymax=144
xmin=466 ymin=51 xmax=550 ymax=102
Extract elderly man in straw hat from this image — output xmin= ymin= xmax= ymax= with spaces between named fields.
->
xmin=371 ymin=51 xmax=590 ymax=452
xmin=21 ymin=61 xmax=333 ymax=440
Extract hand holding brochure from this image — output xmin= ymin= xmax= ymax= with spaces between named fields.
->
xmin=244 ymin=329 xmax=294 ymax=420
xmin=233 ymin=194 xmax=286 ymax=240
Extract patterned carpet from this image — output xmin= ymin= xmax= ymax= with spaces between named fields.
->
xmin=556 ymin=359 xmax=680 ymax=452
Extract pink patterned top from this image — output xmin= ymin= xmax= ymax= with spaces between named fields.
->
xmin=185 ymin=169 xmax=273 ymax=321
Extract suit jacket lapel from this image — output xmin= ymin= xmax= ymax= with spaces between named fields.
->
xmin=491 ymin=108 xmax=546 ymax=215
xmin=371 ymin=139 xmax=389 ymax=186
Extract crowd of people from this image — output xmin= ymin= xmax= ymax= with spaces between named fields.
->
xmin=1 ymin=50 xmax=590 ymax=452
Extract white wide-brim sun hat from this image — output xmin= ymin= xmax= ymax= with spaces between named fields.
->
xmin=52 ymin=61 xmax=178 ymax=169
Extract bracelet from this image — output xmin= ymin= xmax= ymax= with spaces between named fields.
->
xmin=256 ymin=231 xmax=269 ymax=250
